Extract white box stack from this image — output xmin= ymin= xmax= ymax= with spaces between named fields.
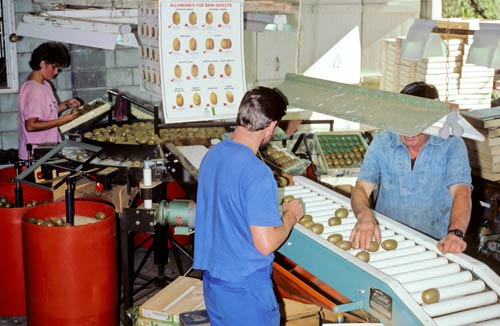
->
xmin=380 ymin=19 xmax=494 ymax=110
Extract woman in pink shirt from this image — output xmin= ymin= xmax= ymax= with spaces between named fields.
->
xmin=18 ymin=42 xmax=81 ymax=160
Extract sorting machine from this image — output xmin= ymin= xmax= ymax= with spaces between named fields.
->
xmin=279 ymin=176 xmax=500 ymax=326
xmin=34 ymin=89 xmax=499 ymax=325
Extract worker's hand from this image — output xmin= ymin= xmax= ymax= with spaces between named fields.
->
xmin=349 ymin=212 xmax=380 ymax=251
xmin=282 ymin=199 xmax=303 ymax=223
xmin=65 ymin=98 xmax=82 ymax=109
xmin=437 ymin=234 xmax=467 ymax=254
xmin=60 ymin=109 xmax=79 ymax=125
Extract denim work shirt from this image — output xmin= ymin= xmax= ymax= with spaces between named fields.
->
xmin=358 ymin=131 xmax=472 ymax=239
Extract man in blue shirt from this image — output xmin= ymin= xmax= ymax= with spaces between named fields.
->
xmin=349 ymin=82 xmax=472 ymax=254
xmin=193 ymin=87 xmax=304 ymax=326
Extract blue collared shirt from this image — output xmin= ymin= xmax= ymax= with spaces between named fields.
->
xmin=358 ymin=131 xmax=472 ymax=239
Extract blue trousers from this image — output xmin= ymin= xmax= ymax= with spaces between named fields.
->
xmin=202 ymin=266 xmax=280 ymax=326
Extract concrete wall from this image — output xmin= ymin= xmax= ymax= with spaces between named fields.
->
xmin=0 ymin=0 xmax=159 ymax=153
xmin=1 ymin=0 xmax=421 ymax=152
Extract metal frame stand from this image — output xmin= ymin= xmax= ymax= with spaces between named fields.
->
xmin=120 ymin=206 xmax=194 ymax=325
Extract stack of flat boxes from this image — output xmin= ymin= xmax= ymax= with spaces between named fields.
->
xmin=380 ymin=37 xmax=403 ymax=93
xmin=139 ymin=0 xmax=162 ymax=95
xmin=380 ymin=19 xmax=494 ymax=110
xmin=462 ymin=108 xmax=500 ymax=181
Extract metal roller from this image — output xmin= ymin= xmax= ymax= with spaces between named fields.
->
xmin=433 ymin=304 xmax=500 ymax=325
xmin=278 ymin=176 xmax=500 ymax=326
xmin=412 ymin=280 xmax=486 ymax=304
xmin=380 ymin=257 xmax=449 ymax=275
xmin=392 ymin=263 xmax=461 ymax=284
xmin=370 ymin=251 xmax=439 ymax=269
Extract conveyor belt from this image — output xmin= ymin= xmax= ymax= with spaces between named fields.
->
xmin=278 ymin=176 xmax=500 ymax=326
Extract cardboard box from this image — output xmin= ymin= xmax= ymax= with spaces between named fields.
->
xmin=139 ymin=276 xmax=205 ymax=324
xmin=137 ymin=316 xmax=175 ymax=326
xmin=280 ymin=298 xmax=321 ymax=326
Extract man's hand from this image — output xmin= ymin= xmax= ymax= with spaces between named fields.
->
xmin=437 ymin=234 xmax=467 ymax=254
xmin=282 ymin=199 xmax=303 ymax=224
xmin=349 ymin=212 xmax=381 ymax=251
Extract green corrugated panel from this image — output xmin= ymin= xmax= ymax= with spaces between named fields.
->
xmin=277 ymin=73 xmax=451 ymax=137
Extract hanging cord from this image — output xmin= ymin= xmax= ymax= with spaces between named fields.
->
xmin=294 ymin=0 xmax=303 ymax=74
xmin=444 ymin=19 xmax=451 ymax=104
xmin=31 ymin=0 xmax=40 ymax=15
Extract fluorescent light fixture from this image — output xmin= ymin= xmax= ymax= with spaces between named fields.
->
xmin=277 ymin=73 xmax=451 ymax=137
xmin=244 ymin=13 xmax=294 ymax=32
xmin=16 ymin=12 xmax=138 ymax=50
xmin=466 ymin=22 xmax=500 ymax=69
xmin=401 ymin=19 xmax=446 ymax=61
xmin=424 ymin=111 xmax=484 ymax=141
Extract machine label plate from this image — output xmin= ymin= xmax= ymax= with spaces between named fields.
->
xmin=369 ymin=288 xmax=392 ymax=320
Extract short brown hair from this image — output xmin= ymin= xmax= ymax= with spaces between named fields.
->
xmin=236 ymin=87 xmax=288 ymax=131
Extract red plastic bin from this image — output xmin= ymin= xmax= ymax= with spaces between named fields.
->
xmin=22 ymin=201 xmax=117 ymax=326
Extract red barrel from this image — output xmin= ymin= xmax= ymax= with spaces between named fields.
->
xmin=0 ymin=183 xmax=52 ymax=316
xmin=22 ymin=201 xmax=117 ymax=326
xmin=0 ymin=166 xmax=16 ymax=182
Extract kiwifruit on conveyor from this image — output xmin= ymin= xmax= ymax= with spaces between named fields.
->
xmin=279 ymin=176 xmax=500 ymax=326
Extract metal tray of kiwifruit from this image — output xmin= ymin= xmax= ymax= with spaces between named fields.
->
xmin=314 ymin=132 xmax=368 ymax=176
xmin=260 ymin=143 xmax=310 ymax=176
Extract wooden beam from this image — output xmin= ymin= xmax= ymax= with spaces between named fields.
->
xmin=33 ymin=0 xmax=293 ymax=14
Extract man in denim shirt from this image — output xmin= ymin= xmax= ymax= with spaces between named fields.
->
xmin=349 ymin=82 xmax=472 ymax=254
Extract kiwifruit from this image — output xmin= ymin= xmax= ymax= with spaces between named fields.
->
xmin=209 ymin=92 xmax=217 ymax=105
xmin=311 ymin=223 xmax=324 ymax=234
xmin=222 ymin=12 xmax=230 ymax=24
xmin=193 ymin=93 xmax=201 ymax=106
xmin=176 ymin=94 xmax=184 ymax=107
xmin=95 ymin=211 xmax=106 ymax=220
xmin=381 ymin=239 xmax=398 ymax=251
xmin=336 ymin=240 xmax=352 ymax=251
xmin=189 ymin=37 xmax=197 ymax=51
xmin=208 ymin=63 xmax=215 ymax=77
xmin=205 ymin=38 xmax=214 ymax=50
xmin=206 ymin=11 xmax=213 ymax=25
xmin=422 ymin=288 xmax=440 ymax=304
xmin=335 ymin=207 xmax=349 ymax=219
xmin=327 ymin=233 xmax=342 ymax=244
xmin=172 ymin=12 xmax=180 ymax=25
xmin=328 ymin=217 xmax=342 ymax=226
xmin=173 ymin=38 xmax=180 ymax=51
xmin=174 ymin=65 xmax=182 ymax=78
xmin=302 ymin=220 xmax=314 ymax=229
xmin=355 ymin=250 xmax=370 ymax=262
xmin=189 ymin=11 xmax=197 ymax=25
xmin=191 ymin=64 xmax=199 ymax=77
xmin=368 ymin=241 xmax=380 ymax=252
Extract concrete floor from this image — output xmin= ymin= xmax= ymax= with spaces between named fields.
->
xmin=1 ymin=231 xmax=498 ymax=326
xmin=0 ymin=245 xmax=197 ymax=326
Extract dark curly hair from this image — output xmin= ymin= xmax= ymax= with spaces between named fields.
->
xmin=29 ymin=42 xmax=71 ymax=71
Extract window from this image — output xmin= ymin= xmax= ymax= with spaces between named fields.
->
xmin=0 ymin=0 xmax=18 ymax=93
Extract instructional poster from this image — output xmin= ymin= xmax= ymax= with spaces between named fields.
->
xmin=159 ymin=0 xmax=245 ymax=123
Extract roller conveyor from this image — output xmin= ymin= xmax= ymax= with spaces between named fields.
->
xmin=278 ymin=176 xmax=500 ymax=326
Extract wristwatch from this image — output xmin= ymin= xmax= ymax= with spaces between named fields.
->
xmin=447 ymin=229 xmax=464 ymax=239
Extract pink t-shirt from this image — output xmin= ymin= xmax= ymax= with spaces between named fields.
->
xmin=18 ymin=80 xmax=61 ymax=160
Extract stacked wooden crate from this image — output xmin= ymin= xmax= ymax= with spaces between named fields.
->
xmin=380 ymin=19 xmax=494 ymax=110
xmin=462 ymin=108 xmax=500 ymax=181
